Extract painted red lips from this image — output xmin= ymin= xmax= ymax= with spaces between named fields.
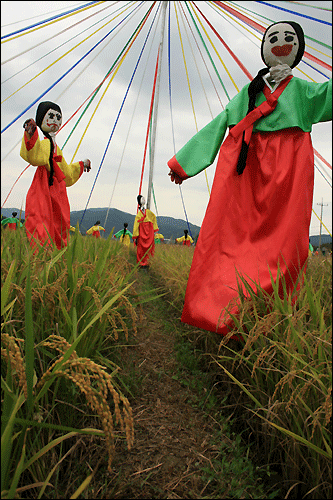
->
xmin=271 ymin=44 xmax=293 ymax=56
xmin=47 ymin=122 xmax=58 ymax=131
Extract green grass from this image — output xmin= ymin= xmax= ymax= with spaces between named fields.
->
xmin=2 ymin=227 xmax=331 ymax=499
xmin=1 ymin=228 xmax=137 ymax=498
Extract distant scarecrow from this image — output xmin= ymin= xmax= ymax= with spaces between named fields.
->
xmin=1 ymin=212 xmax=23 ymax=231
xmin=86 ymin=221 xmax=105 ymax=238
xmin=176 ymin=230 xmax=193 ymax=247
xmin=114 ymin=223 xmax=133 ymax=247
xmin=132 ymin=195 xmax=158 ymax=269
xmin=154 ymin=233 xmax=165 ymax=245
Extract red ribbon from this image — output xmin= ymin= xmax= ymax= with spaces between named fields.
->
xmin=230 ymin=75 xmax=293 ymax=143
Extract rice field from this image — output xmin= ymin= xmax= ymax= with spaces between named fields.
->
xmin=1 ymin=226 xmax=331 ymax=499
xmin=149 ymin=244 xmax=332 ymax=499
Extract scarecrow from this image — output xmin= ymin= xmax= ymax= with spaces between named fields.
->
xmin=176 ymin=229 xmax=194 ymax=247
xmin=114 ymin=223 xmax=133 ymax=247
xmin=1 ymin=212 xmax=23 ymax=230
xmin=167 ymin=22 xmax=332 ymax=337
xmin=86 ymin=221 xmax=105 ymax=238
xmin=132 ymin=195 xmax=158 ymax=269
xmin=154 ymin=233 xmax=165 ymax=245
xmin=20 ymin=101 xmax=91 ymax=250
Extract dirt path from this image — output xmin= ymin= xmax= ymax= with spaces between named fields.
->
xmin=101 ymin=265 xmax=277 ymax=500
xmin=107 ymin=269 xmax=229 ymax=499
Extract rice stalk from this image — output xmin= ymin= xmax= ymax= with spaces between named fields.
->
xmin=37 ymin=335 xmax=134 ymax=471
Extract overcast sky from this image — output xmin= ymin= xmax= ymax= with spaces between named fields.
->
xmin=1 ymin=1 xmax=332 ymax=235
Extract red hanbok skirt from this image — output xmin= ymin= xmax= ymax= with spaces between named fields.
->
xmin=181 ymin=127 xmax=314 ymax=337
xmin=137 ymin=220 xmax=155 ymax=266
xmin=25 ymin=166 xmax=70 ymax=250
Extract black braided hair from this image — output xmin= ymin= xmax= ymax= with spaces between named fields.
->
xmin=184 ymin=229 xmax=188 ymax=240
xmin=35 ymin=101 xmax=62 ymax=187
xmin=12 ymin=212 xmax=18 ymax=218
xmin=236 ymin=67 xmax=269 ymax=175
xmin=123 ymin=222 xmax=128 ymax=237
xmin=137 ymin=195 xmax=143 ymax=207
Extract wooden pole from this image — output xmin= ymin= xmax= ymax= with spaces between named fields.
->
xmin=146 ymin=1 xmax=168 ymax=210
xmin=317 ymin=198 xmax=328 ymax=252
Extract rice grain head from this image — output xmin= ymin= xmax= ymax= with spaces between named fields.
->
xmin=37 ymin=335 xmax=134 ymax=471
xmin=1 ymin=333 xmax=27 ymax=398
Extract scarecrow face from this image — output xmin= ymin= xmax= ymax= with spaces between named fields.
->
xmin=262 ymin=22 xmax=300 ymax=68
xmin=41 ymin=108 xmax=62 ymax=133
xmin=140 ymin=196 xmax=146 ymax=208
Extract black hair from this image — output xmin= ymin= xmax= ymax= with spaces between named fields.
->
xmin=236 ymin=67 xmax=269 ymax=175
xmin=184 ymin=229 xmax=188 ymax=239
xmin=236 ymin=21 xmax=304 ymax=176
xmin=137 ymin=195 xmax=143 ymax=207
xmin=35 ymin=101 xmax=62 ymax=187
xmin=95 ymin=221 xmax=100 ymax=225
xmin=12 ymin=212 xmax=17 ymax=217
xmin=123 ymin=222 xmax=128 ymax=236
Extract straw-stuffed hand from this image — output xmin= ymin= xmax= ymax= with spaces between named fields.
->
xmin=23 ymin=118 xmax=37 ymax=137
xmin=168 ymin=170 xmax=182 ymax=185
xmin=83 ymin=159 xmax=91 ymax=172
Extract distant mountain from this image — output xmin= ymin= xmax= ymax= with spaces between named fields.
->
xmin=309 ymin=234 xmax=332 ymax=247
xmin=1 ymin=207 xmax=201 ymax=241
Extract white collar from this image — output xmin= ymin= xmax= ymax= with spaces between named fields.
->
xmin=263 ymin=64 xmax=293 ymax=93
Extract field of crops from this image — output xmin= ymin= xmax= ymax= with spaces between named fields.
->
xmin=1 ymin=227 xmax=331 ymax=499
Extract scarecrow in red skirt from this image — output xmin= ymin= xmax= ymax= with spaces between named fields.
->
xmin=176 ymin=229 xmax=194 ymax=247
xmin=132 ymin=195 xmax=158 ymax=269
xmin=1 ymin=212 xmax=23 ymax=231
xmin=168 ymin=22 xmax=332 ymax=337
xmin=86 ymin=221 xmax=105 ymax=238
xmin=20 ymin=101 xmax=91 ymax=250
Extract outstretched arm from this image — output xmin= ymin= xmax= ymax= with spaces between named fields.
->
xmin=168 ymin=109 xmax=228 ymax=183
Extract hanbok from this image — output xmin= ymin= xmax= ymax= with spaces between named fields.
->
xmin=132 ymin=209 xmax=158 ymax=266
xmin=20 ymin=128 xmax=84 ymax=249
xmin=176 ymin=235 xmax=194 ymax=246
xmin=86 ymin=225 xmax=105 ymax=238
xmin=114 ymin=228 xmax=133 ymax=247
xmin=1 ymin=216 xmax=23 ymax=231
xmin=168 ymin=76 xmax=332 ymax=336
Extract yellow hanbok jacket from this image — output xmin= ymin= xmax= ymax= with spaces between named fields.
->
xmin=154 ymin=233 xmax=164 ymax=244
xmin=176 ymin=235 xmax=194 ymax=246
xmin=20 ymin=131 xmax=83 ymax=187
xmin=86 ymin=225 xmax=105 ymax=238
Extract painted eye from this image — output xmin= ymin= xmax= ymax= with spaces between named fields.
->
xmin=56 ymin=114 xmax=61 ymax=121
xmin=48 ymin=112 xmax=55 ymax=119
xmin=285 ymin=35 xmax=294 ymax=42
xmin=269 ymin=36 xmax=278 ymax=44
